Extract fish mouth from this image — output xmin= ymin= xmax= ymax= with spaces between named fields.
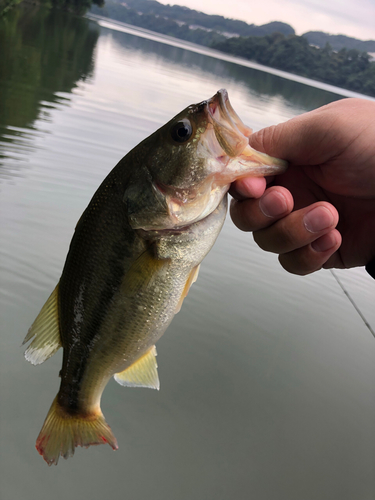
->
xmin=207 ymin=89 xmax=288 ymax=182
xmin=207 ymin=89 xmax=252 ymax=158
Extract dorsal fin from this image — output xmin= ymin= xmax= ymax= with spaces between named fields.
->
xmin=114 ymin=346 xmax=159 ymax=390
xmin=23 ymin=285 xmax=62 ymax=365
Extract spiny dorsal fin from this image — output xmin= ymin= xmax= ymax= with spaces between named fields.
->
xmin=114 ymin=346 xmax=159 ymax=390
xmin=175 ymin=264 xmax=200 ymax=314
xmin=23 ymin=285 xmax=62 ymax=365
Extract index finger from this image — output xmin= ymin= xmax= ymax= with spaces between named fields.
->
xmin=229 ymin=176 xmax=267 ymax=200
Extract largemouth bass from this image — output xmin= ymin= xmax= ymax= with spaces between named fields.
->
xmin=23 ymin=89 xmax=287 ymax=465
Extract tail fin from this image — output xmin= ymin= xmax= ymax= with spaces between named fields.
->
xmin=36 ymin=396 xmax=118 ymax=466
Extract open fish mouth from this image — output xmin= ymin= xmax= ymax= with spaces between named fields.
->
xmin=206 ymin=89 xmax=288 ymax=183
xmin=207 ymin=89 xmax=253 ymax=158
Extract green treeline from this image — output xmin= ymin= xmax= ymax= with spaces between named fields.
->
xmin=1 ymin=0 xmax=103 ymax=16
xmin=91 ymin=1 xmax=227 ymax=46
xmin=212 ymin=34 xmax=375 ymax=96
xmin=303 ymin=31 xmax=375 ymax=53
xmin=42 ymin=0 xmax=104 ymax=15
xmin=120 ymin=0 xmax=295 ymax=37
xmin=90 ymin=0 xmax=294 ymax=47
xmin=0 ymin=0 xmax=22 ymax=15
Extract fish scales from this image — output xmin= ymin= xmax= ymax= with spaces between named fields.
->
xmin=23 ymin=89 xmax=287 ymax=465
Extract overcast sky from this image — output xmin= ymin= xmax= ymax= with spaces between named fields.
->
xmin=157 ymin=0 xmax=375 ymax=41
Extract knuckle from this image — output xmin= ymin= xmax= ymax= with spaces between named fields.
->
xmin=254 ymin=218 xmax=299 ymax=254
xmin=232 ymin=198 xmax=271 ymax=233
xmin=253 ymin=228 xmax=271 ymax=251
xmin=252 ymin=125 xmax=279 ymax=155
xmin=230 ymin=201 xmax=254 ymax=232
xmin=279 ymin=247 xmax=323 ymax=276
xmin=276 ymin=220 xmax=300 ymax=251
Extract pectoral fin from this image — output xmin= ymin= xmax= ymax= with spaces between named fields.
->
xmin=114 ymin=346 xmax=159 ymax=390
xmin=175 ymin=264 xmax=200 ymax=314
xmin=122 ymin=247 xmax=170 ymax=295
xmin=23 ymin=284 xmax=62 ymax=365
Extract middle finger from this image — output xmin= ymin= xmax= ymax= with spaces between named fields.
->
xmin=253 ymin=202 xmax=339 ymax=254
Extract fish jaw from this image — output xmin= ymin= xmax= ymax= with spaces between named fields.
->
xmin=205 ymin=89 xmax=288 ymax=182
xmin=218 ymin=143 xmax=288 ymax=184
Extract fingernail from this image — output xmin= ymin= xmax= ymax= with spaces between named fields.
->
xmin=311 ymin=232 xmax=337 ymax=252
xmin=304 ymin=206 xmax=334 ymax=233
xmin=259 ymin=191 xmax=287 ymax=218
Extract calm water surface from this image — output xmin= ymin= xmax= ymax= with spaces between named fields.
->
xmin=1 ymin=7 xmax=374 ymax=500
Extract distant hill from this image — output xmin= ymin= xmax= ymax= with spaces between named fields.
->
xmin=106 ymin=0 xmax=295 ymax=37
xmin=303 ymin=31 xmax=375 ymax=53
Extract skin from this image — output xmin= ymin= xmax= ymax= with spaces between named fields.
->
xmin=230 ymin=98 xmax=375 ymax=275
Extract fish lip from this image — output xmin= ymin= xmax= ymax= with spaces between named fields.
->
xmin=207 ymin=89 xmax=230 ymax=126
xmin=207 ymin=89 xmax=252 ymax=139
xmin=206 ymin=89 xmax=252 ymax=158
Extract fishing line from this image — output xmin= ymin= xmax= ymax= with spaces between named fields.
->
xmin=330 ymin=269 xmax=375 ymax=339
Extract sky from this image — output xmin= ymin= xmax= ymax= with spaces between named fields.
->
xmin=156 ymin=0 xmax=375 ymax=41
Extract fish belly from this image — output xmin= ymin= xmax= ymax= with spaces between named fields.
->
xmin=58 ymin=197 xmax=228 ymax=412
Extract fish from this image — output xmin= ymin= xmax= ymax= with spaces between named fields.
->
xmin=23 ymin=89 xmax=287 ymax=466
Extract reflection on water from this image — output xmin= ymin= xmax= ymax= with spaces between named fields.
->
xmin=0 ymin=7 xmax=374 ymax=500
xmin=106 ymin=27 xmax=342 ymax=112
xmin=0 ymin=5 xmax=99 ymax=177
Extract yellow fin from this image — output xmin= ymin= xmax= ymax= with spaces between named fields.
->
xmin=114 ymin=346 xmax=159 ymax=390
xmin=23 ymin=285 xmax=62 ymax=365
xmin=175 ymin=264 xmax=200 ymax=314
xmin=36 ymin=396 xmax=118 ymax=466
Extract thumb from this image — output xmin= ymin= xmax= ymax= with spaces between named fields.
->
xmin=248 ymin=113 xmax=329 ymax=166
xmin=248 ymin=99 xmax=364 ymax=166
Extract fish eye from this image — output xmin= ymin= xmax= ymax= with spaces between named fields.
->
xmin=170 ymin=119 xmax=193 ymax=143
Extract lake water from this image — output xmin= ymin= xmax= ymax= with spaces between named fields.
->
xmin=1 ymin=6 xmax=374 ymax=500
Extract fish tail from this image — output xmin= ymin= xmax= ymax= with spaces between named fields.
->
xmin=36 ymin=396 xmax=118 ymax=466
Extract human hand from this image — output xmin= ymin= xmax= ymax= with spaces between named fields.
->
xmin=230 ymin=98 xmax=375 ymax=275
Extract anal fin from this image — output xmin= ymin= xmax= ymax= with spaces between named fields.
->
xmin=114 ymin=346 xmax=159 ymax=390
xmin=23 ymin=284 xmax=62 ymax=365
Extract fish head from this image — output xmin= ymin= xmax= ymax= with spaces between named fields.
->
xmin=123 ymin=89 xmax=287 ymax=230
